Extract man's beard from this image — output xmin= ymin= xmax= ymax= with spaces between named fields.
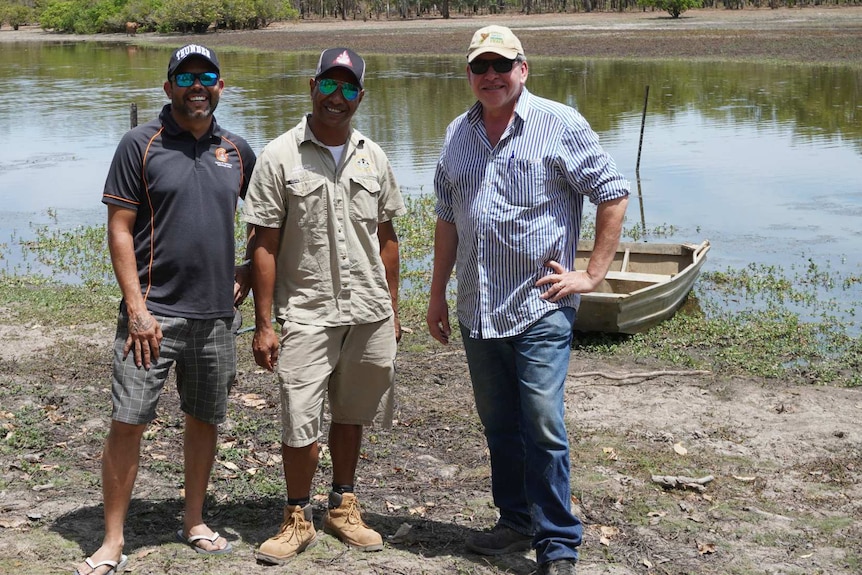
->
xmin=178 ymin=104 xmax=214 ymax=119
xmin=175 ymin=97 xmax=217 ymax=119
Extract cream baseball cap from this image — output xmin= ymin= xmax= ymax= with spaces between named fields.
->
xmin=466 ymin=25 xmax=525 ymax=63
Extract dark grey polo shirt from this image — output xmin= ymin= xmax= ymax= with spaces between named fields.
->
xmin=103 ymin=104 xmax=256 ymax=319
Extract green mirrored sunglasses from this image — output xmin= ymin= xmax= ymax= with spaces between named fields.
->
xmin=317 ymin=78 xmax=361 ymax=101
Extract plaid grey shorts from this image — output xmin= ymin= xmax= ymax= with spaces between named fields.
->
xmin=111 ymin=310 xmax=237 ymax=425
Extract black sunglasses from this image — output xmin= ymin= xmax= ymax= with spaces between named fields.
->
xmin=469 ymin=58 xmax=521 ymax=75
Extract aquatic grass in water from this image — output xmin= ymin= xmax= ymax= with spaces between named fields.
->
xmin=7 ymin=196 xmax=862 ymax=387
xmin=20 ymin=223 xmax=113 ymax=285
xmin=579 ymin=261 xmax=862 ymax=387
xmin=396 ymin=194 xmax=440 ymax=324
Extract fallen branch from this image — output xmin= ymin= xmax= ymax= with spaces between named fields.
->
xmin=742 ymin=506 xmax=794 ymax=522
xmin=651 ymin=474 xmax=715 ymax=492
xmin=568 ymin=370 xmax=711 ymax=386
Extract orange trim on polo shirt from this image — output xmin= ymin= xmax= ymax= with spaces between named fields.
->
xmin=140 ymin=127 xmax=164 ymax=303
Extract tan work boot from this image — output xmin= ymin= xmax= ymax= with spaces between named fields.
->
xmin=255 ymin=503 xmax=317 ymax=564
xmin=323 ymin=491 xmax=383 ymax=551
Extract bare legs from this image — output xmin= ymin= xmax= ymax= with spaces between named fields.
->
xmin=330 ymin=423 xmax=362 ymax=487
xmin=181 ymin=414 xmax=228 ymax=552
xmin=75 ymin=415 xmax=225 ymax=574
xmin=282 ymin=423 xmax=363 ymax=497
xmin=74 ymin=420 xmax=142 ymax=575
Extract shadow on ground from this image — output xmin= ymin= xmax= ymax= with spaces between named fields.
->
xmin=51 ymin=498 xmax=540 ymax=574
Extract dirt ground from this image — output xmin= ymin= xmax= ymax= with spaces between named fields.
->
xmin=2 ymin=314 xmax=861 ymax=575
xmin=2 ymin=7 xmax=862 ymax=575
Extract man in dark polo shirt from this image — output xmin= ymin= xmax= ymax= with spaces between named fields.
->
xmin=74 ymin=44 xmax=256 ymax=575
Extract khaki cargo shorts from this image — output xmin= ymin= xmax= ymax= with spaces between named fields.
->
xmin=276 ymin=316 xmax=396 ymax=447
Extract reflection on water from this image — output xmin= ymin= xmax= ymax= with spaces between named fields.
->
xmin=1 ymin=43 xmax=861 ymax=284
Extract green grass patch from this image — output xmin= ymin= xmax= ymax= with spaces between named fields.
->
xmin=2 ymin=406 xmax=51 ymax=451
xmin=807 ymin=515 xmax=855 ymax=535
xmin=0 ymin=274 xmax=118 ymax=325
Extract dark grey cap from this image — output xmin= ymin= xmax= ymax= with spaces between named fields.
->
xmin=315 ymin=48 xmax=365 ymax=88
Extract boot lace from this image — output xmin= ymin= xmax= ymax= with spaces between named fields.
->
xmin=345 ymin=497 xmax=368 ymax=527
xmin=275 ymin=508 xmax=310 ymax=541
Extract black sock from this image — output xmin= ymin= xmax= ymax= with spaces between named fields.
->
xmin=287 ymin=497 xmax=310 ymax=507
xmin=331 ymin=484 xmax=354 ymax=494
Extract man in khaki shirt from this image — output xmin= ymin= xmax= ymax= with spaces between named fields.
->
xmin=241 ymin=47 xmax=405 ymax=565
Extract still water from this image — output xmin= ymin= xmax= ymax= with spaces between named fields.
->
xmin=1 ymin=42 xmax=861 ymax=282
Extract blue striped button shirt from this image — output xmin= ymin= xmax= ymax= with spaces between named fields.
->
xmin=434 ymin=88 xmax=630 ymax=339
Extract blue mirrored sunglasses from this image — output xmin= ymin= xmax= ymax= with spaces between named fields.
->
xmin=173 ymin=71 xmax=219 ymax=87
xmin=317 ymin=78 xmax=361 ymax=101
xmin=469 ymin=58 xmax=520 ymax=75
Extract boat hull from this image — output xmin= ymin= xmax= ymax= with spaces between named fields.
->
xmin=572 ymin=240 xmax=711 ymax=334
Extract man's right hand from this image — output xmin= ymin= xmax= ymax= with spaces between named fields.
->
xmin=426 ymin=297 xmax=451 ymax=345
xmin=124 ymin=311 xmax=163 ymax=369
xmin=252 ymin=325 xmax=280 ymax=371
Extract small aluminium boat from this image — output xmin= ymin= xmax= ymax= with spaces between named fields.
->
xmin=572 ymin=240 xmax=711 ymax=334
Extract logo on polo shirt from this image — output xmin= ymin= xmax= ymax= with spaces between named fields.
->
xmin=214 ymin=147 xmax=233 ymax=168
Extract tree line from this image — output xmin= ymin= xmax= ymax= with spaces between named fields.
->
xmin=0 ymin=0 xmax=296 ymax=33
xmin=1 ymin=0 xmax=859 ymax=33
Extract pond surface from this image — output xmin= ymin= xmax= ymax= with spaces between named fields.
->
xmin=1 ymin=42 xmax=861 ymax=286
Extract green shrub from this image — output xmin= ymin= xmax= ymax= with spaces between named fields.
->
xmin=253 ymin=0 xmax=296 ymax=26
xmin=216 ymin=0 xmax=295 ymax=30
xmin=37 ymin=0 xmax=78 ymax=31
xmin=637 ymin=0 xmax=701 ymax=18
xmin=124 ymin=0 xmax=162 ymax=31
xmin=37 ymin=0 xmax=125 ymax=33
xmin=156 ymin=0 xmax=218 ymax=32
xmin=34 ymin=0 xmax=293 ymax=32
xmin=218 ymin=0 xmax=255 ymax=29
xmin=1 ymin=0 xmax=35 ymax=29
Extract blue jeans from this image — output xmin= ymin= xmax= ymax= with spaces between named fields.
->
xmin=461 ymin=308 xmax=582 ymax=564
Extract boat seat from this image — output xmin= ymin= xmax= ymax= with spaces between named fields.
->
xmin=604 ymin=270 xmax=671 ymax=283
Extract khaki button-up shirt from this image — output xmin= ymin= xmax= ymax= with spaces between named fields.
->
xmin=242 ymin=116 xmax=407 ymax=326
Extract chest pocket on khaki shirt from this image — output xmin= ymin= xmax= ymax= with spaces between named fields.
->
xmin=285 ymin=176 xmax=328 ymax=229
xmin=349 ymin=176 xmax=381 ymax=222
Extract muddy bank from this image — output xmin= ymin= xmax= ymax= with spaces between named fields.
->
xmin=3 ymin=8 xmax=862 ymax=65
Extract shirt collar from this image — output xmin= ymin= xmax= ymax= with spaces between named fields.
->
xmin=467 ymin=87 xmax=532 ymax=132
xmin=296 ymin=114 xmax=364 ymax=148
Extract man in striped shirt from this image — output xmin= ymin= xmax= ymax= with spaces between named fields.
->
xmin=426 ymin=25 xmax=629 ymax=575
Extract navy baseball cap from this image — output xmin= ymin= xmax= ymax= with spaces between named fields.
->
xmin=167 ymin=44 xmax=220 ymax=79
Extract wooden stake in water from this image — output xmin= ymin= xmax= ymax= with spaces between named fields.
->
xmin=636 ymin=86 xmax=649 ymax=237
xmin=130 ymin=103 xmax=138 ymax=129
xmin=636 ymin=85 xmax=649 ymax=176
